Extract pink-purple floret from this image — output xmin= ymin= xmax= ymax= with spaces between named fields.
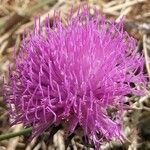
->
xmin=4 ymin=8 xmax=146 ymax=149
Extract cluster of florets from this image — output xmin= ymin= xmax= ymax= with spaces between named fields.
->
xmin=4 ymin=7 xmax=146 ymax=149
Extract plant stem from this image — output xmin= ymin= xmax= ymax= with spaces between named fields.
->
xmin=0 ymin=127 xmax=32 ymax=141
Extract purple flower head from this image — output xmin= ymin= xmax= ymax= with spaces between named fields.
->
xmin=4 ymin=7 xmax=146 ymax=149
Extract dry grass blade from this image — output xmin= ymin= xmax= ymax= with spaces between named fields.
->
xmin=103 ymin=0 xmax=146 ymax=13
xmin=143 ymin=34 xmax=150 ymax=77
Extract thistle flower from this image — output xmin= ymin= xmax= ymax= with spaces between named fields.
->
xmin=4 ymin=7 xmax=146 ymax=149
